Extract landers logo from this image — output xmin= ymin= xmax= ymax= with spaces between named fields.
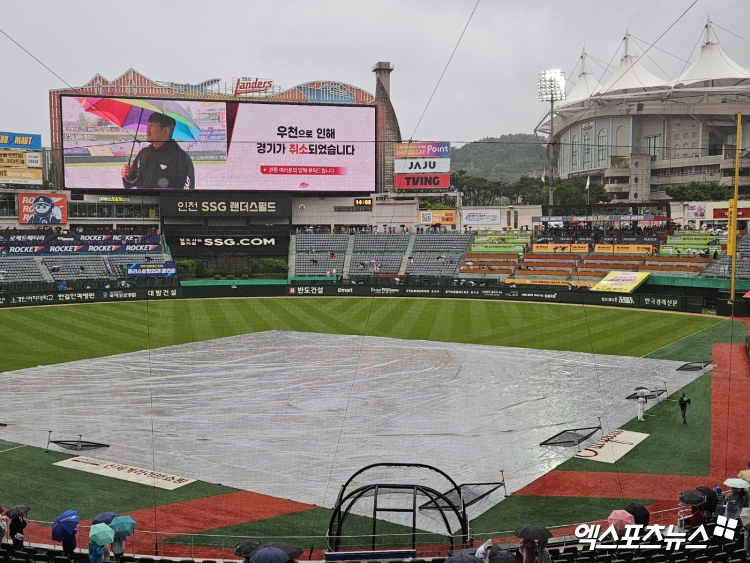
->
xmin=234 ymin=77 xmax=274 ymax=95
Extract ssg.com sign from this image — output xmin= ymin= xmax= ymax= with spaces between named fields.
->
xmin=201 ymin=237 xmax=276 ymax=247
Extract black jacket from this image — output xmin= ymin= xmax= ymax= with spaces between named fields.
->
xmin=123 ymin=141 xmax=195 ymax=189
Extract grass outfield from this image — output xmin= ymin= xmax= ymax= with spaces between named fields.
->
xmin=164 ymin=508 xmax=452 ymax=550
xmin=1 ymin=297 xmax=744 ymax=547
xmin=0 ymin=298 xmax=732 ymax=372
xmin=0 ymin=439 xmax=234 ymax=522
xmin=556 ymin=374 xmax=712 ymax=475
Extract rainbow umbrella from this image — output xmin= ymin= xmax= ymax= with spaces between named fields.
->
xmin=76 ymin=97 xmax=201 ymax=141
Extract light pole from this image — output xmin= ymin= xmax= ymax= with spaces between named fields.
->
xmin=538 ymin=69 xmax=566 ymax=206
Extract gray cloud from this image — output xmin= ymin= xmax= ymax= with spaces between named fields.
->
xmin=2 ymin=0 xmax=749 ymax=145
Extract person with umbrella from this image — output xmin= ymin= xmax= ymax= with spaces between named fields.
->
xmin=88 ymin=524 xmax=114 ymax=563
xmin=679 ymin=393 xmax=691 ymax=424
xmin=121 ymin=113 xmax=195 ymax=190
xmin=725 ymin=485 xmax=750 ymax=520
xmin=53 ymin=509 xmax=80 ymax=559
xmin=7 ymin=509 xmax=28 ymax=550
xmin=636 ymin=389 xmax=647 ymax=422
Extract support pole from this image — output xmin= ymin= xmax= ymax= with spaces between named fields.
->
xmin=549 ymin=97 xmax=555 ymax=206
xmin=729 ymin=113 xmax=742 ymax=311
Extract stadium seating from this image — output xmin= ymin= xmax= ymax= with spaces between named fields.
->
xmin=353 ymin=233 xmax=409 ymax=253
xmin=43 ymin=256 xmax=111 ymax=281
xmin=351 ymin=253 xmax=403 ymax=275
xmin=296 ymin=233 xmax=349 ymax=253
xmin=295 ymin=255 xmax=345 ymax=276
xmin=405 ymin=254 xmax=461 ymax=276
xmin=0 ymin=257 xmax=46 ymax=282
xmin=412 ymin=234 xmax=472 ymax=253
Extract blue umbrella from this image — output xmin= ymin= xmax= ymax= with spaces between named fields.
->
xmin=92 ymin=511 xmax=118 ymax=525
xmin=109 ymin=516 xmax=136 ymax=539
xmin=52 ymin=510 xmax=79 ymax=541
xmin=249 ymin=547 xmax=290 ymax=563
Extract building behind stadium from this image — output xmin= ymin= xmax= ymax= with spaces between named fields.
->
xmin=536 ymin=18 xmax=750 ymax=204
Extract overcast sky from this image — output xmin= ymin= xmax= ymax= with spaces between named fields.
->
xmin=2 ymin=0 xmax=750 ymax=146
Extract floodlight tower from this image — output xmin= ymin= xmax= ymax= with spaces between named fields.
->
xmin=538 ymin=69 xmax=566 ymax=205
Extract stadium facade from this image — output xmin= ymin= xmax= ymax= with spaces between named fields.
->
xmin=535 ymin=19 xmax=750 ymax=203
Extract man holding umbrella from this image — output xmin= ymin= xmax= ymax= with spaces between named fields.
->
xmin=121 ymin=113 xmax=195 ymax=190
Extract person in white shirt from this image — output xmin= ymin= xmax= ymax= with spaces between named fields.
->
xmin=475 ymin=539 xmax=493 ymax=563
xmin=637 ymin=391 xmax=647 ymax=422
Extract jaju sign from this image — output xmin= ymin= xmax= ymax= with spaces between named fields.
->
xmin=394 ymin=158 xmax=451 ymax=174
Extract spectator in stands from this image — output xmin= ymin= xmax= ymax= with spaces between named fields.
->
xmin=88 ymin=539 xmax=104 ymax=563
xmin=713 ymin=486 xmax=725 ymax=519
xmin=9 ymin=515 xmax=26 ymax=550
xmin=725 ymin=486 xmax=749 ymax=520
xmin=0 ymin=508 xmax=7 ymax=545
xmin=62 ymin=526 xmax=77 ymax=559
xmin=519 ymin=539 xmax=539 ymax=563
xmin=475 ymin=539 xmax=493 ymax=563
xmin=112 ymin=536 xmax=124 ymax=563
xmin=121 ymin=113 xmax=195 ymax=190
xmin=713 ymin=250 xmax=719 ymax=260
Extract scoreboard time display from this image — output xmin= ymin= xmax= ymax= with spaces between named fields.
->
xmin=354 ymin=198 xmax=373 ymax=207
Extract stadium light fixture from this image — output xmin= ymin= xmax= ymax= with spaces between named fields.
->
xmin=538 ymin=70 xmax=566 ymax=205
xmin=537 ymin=69 xmax=566 ymax=103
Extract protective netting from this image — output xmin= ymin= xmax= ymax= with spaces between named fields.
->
xmin=676 ymin=360 xmax=712 ymax=372
xmin=50 ymin=440 xmax=110 ymax=451
xmin=539 ymin=426 xmax=601 ymax=447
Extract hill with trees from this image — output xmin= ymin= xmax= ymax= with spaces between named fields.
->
xmin=449 ymin=134 xmax=547 ymax=181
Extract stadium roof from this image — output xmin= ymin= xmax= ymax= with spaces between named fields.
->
xmin=561 ymin=48 xmax=602 ymax=106
xmin=596 ymin=30 xmax=667 ymax=94
xmin=674 ymin=18 xmax=750 ymax=86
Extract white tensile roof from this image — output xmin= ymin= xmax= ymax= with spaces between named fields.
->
xmin=675 ymin=19 xmax=750 ymax=85
xmin=565 ymin=72 xmax=602 ymax=105
xmin=597 ymin=31 xmax=666 ymax=94
xmin=561 ymin=48 xmax=602 ymax=106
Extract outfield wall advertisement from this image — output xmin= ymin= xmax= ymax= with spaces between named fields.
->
xmin=61 ymin=96 xmax=375 ymax=192
xmin=0 ymin=284 xmax=696 ymax=312
xmin=165 ymin=234 xmax=289 ymax=256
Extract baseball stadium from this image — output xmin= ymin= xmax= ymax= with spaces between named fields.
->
xmin=2 ymin=14 xmax=750 ymax=563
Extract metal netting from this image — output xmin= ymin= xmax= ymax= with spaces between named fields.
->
xmin=50 ymin=440 xmax=110 ymax=451
xmin=539 ymin=426 xmax=601 ymax=447
xmin=676 ymin=360 xmax=712 ymax=372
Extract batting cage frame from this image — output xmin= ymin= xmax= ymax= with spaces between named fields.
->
xmin=327 ymin=463 xmax=470 ymax=553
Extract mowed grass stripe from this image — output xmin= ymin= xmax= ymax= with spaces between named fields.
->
xmin=0 ymin=439 xmax=235 ymax=522
xmin=0 ymin=298 xmax=724 ymax=372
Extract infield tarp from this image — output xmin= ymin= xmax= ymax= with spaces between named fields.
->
xmin=2 ymin=331 xmax=699 ymax=529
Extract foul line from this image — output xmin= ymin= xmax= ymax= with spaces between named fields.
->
xmin=641 ymin=319 xmax=728 ymax=358
xmin=0 ymin=444 xmax=27 ymax=454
